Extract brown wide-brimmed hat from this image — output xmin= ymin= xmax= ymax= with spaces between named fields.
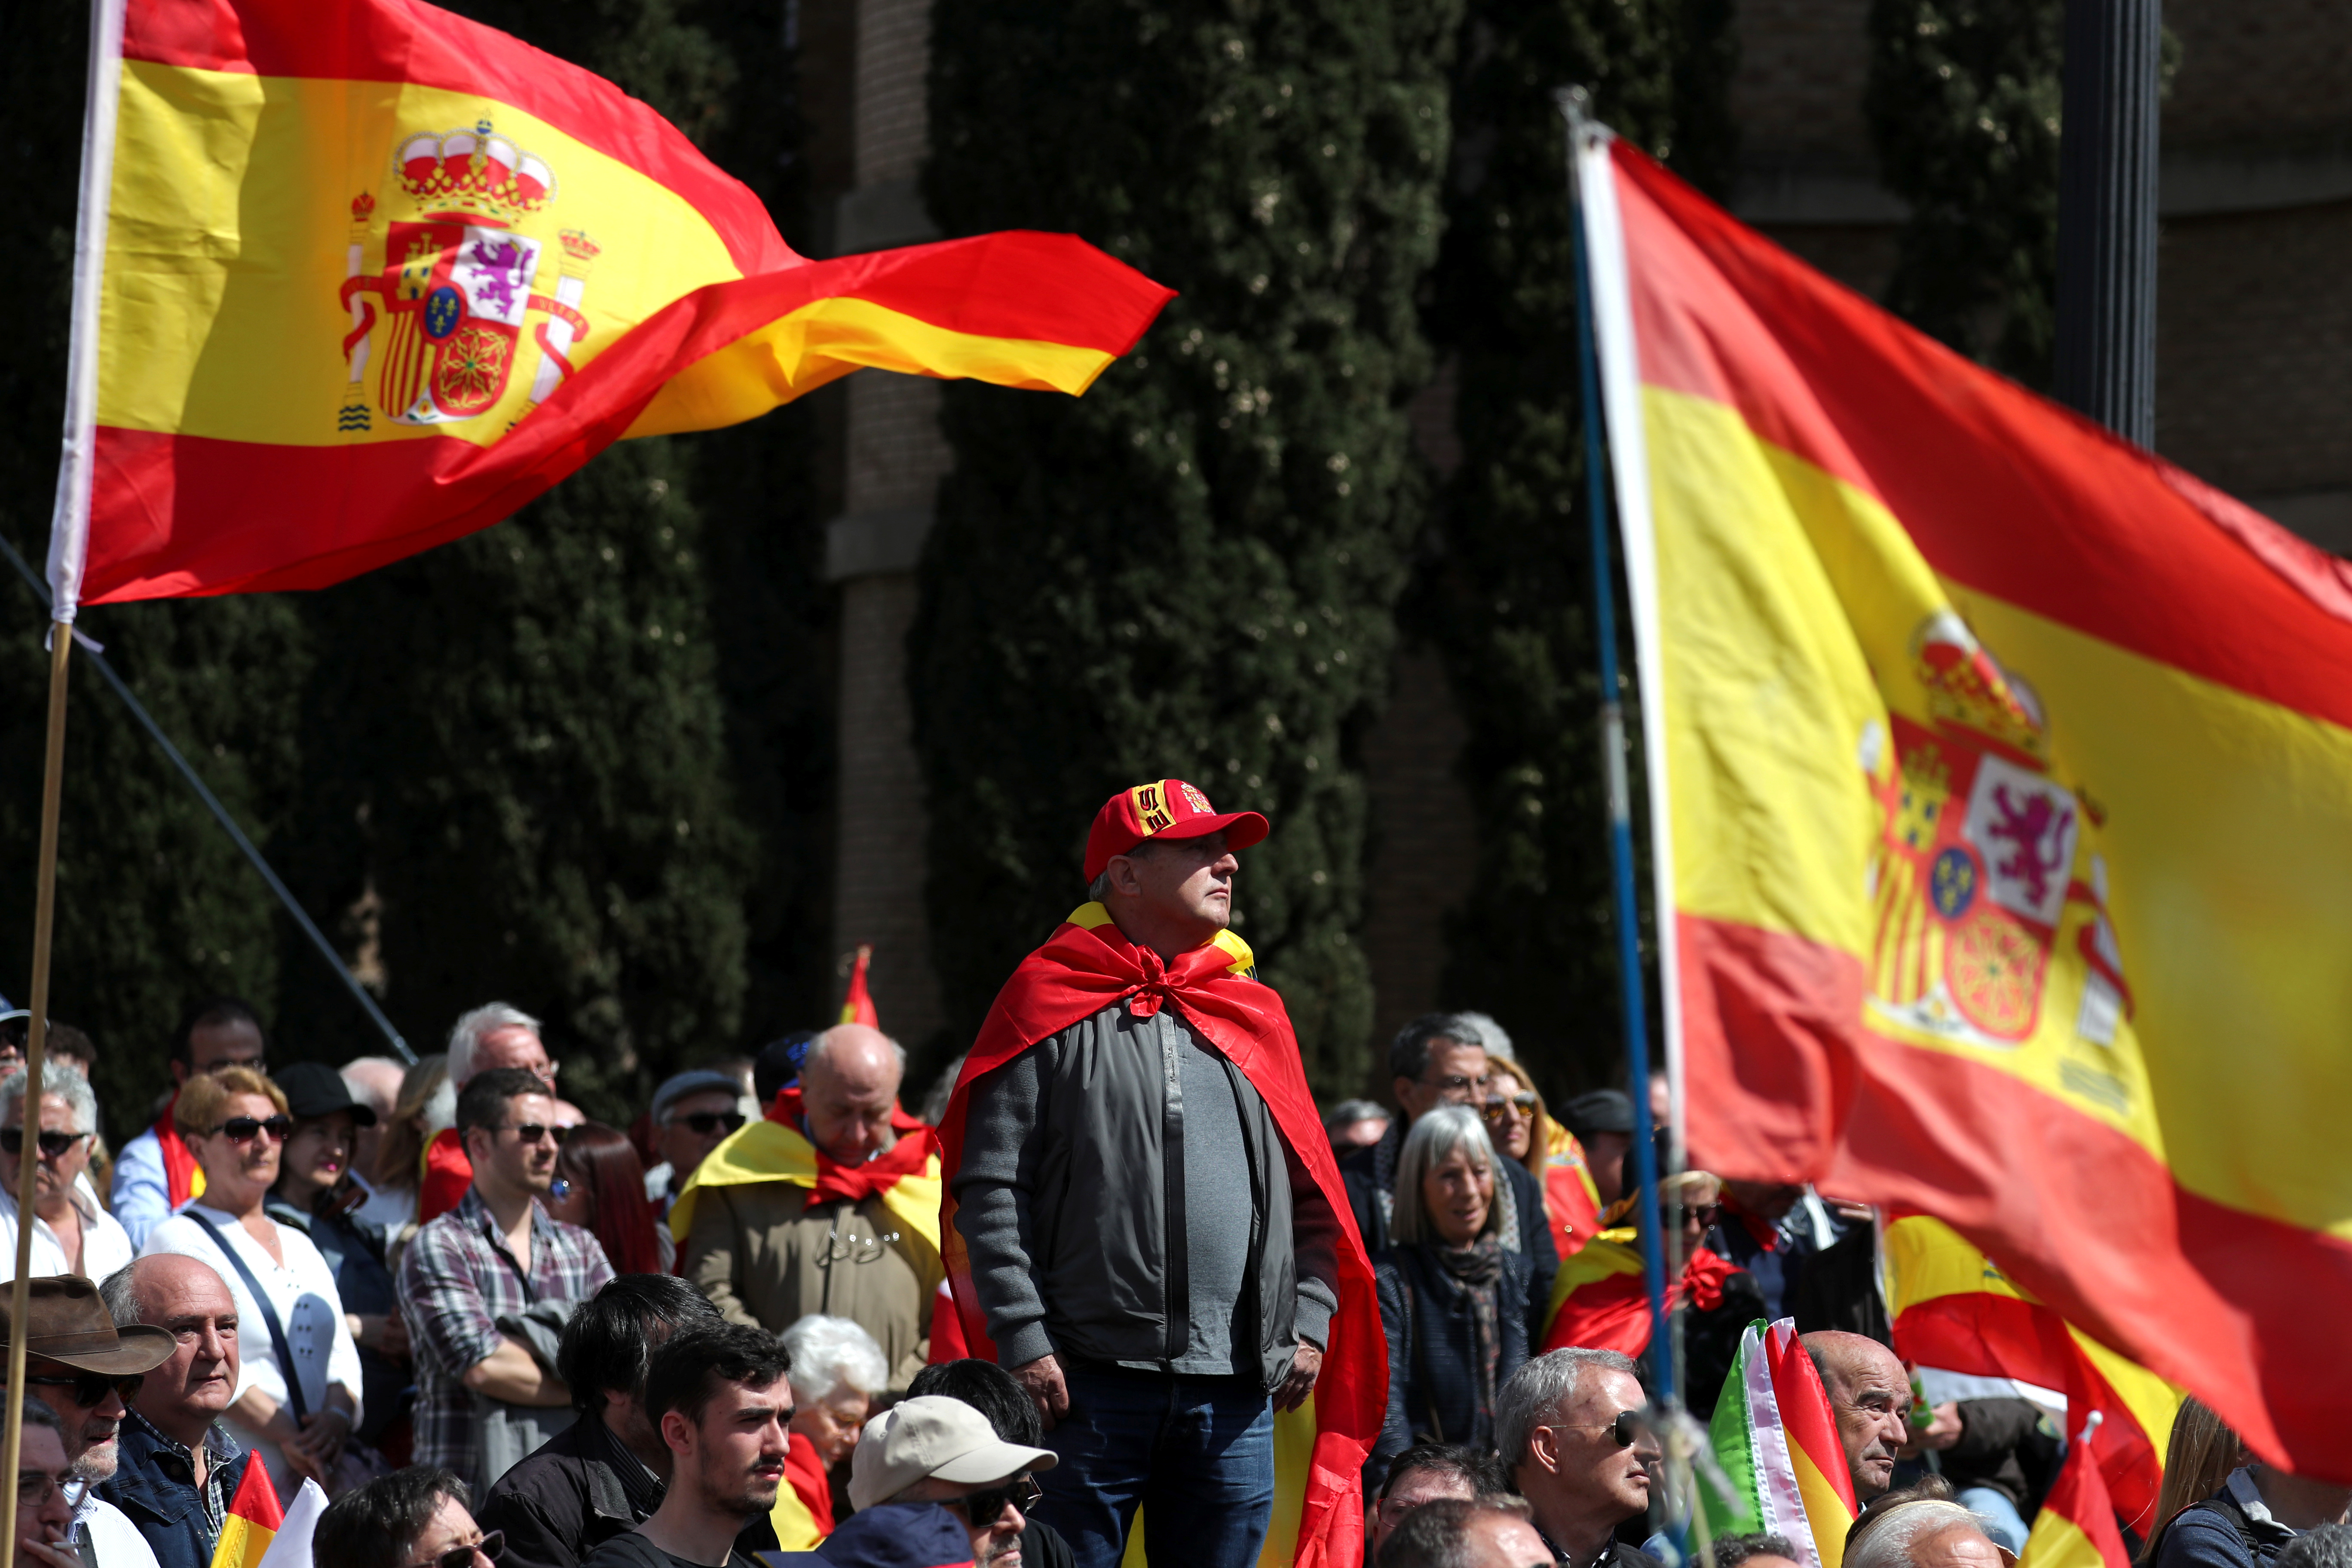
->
xmin=0 ymin=1276 xmax=173 ymax=1375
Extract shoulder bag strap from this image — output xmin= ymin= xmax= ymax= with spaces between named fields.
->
xmin=183 ymin=1211 xmax=308 ymax=1422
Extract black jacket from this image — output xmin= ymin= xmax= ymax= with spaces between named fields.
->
xmin=101 ymin=1421 xmax=258 ymax=1568
xmin=1338 ymin=1118 xmax=1559 ymax=1348
xmin=1940 ymin=1398 xmax=2062 ymax=1515
xmin=477 ymin=1415 xmax=660 ymax=1568
xmin=1372 ymin=1243 xmax=1533 ymax=1470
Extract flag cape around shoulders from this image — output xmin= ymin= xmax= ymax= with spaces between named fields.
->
xmin=1541 ymin=1121 xmax=1605 ymax=1257
xmin=416 ymin=1125 xmax=473 ymax=1225
xmin=667 ymin=1088 xmax=941 ymax=1263
xmin=1884 ymin=1210 xmax=2179 ymax=1531
xmin=2021 ymin=1425 xmax=2132 ymax=1568
xmin=1702 ymin=1319 xmax=1857 ymax=1568
xmin=51 ymin=0 xmax=1174 ymax=615
xmin=772 ymin=1430 xmax=832 ymax=1549
xmin=1537 ymin=1223 xmax=1736 ymax=1353
xmin=1576 ymin=126 xmax=2352 ymax=1478
xmin=934 ymin=903 xmax=1383 ymax=1568
xmin=209 ymin=1448 xmax=287 ymax=1568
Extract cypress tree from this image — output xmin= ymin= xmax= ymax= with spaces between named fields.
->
xmin=912 ymin=0 xmax=1460 ymax=1094
xmin=1420 ymin=0 xmax=1733 ymax=1094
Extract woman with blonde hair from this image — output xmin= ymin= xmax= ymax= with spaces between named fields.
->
xmin=356 ymin=1054 xmax=452 ymax=1232
xmin=1480 ymin=1056 xmax=1603 ymax=1257
xmin=141 ymin=1066 xmax=365 ymax=1501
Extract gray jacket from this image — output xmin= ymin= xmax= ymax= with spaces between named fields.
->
xmin=951 ymin=995 xmax=1343 ymax=1389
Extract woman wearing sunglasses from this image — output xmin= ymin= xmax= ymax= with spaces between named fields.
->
xmin=1482 ymin=1057 xmax=1606 ymax=1261
xmin=1370 ymin=1105 xmax=1537 ymax=1483
xmin=0 ymin=1061 xmax=134 ymax=1283
xmin=139 ymin=1065 xmax=365 ymax=1503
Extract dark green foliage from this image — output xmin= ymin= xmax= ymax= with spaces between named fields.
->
xmin=1865 ymin=0 xmax=2063 ymax=384
xmin=1420 ymin=0 xmax=1734 ymax=1097
xmin=913 ymin=0 xmax=1460 ymax=1094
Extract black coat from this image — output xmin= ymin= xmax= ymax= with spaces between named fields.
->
xmin=101 ymin=1422 xmax=260 ymax=1568
xmin=1372 ymin=1243 xmax=1534 ymax=1472
xmin=476 ymin=1417 xmax=656 ymax=1568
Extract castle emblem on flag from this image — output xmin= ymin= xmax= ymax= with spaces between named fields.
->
xmin=337 ymin=120 xmax=596 ymax=430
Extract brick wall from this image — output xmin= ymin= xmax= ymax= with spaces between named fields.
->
xmin=1728 ymin=0 xmax=1875 ymax=169
xmin=855 ymin=0 xmax=931 ymax=187
xmin=846 ymin=372 xmax=950 ymax=514
xmin=2163 ymin=0 xmax=2352 ymax=146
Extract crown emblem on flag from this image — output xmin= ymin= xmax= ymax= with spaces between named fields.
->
xmin=395 ymin=120 xmax=557 ymax=226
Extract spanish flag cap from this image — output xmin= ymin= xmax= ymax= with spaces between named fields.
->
xmin=1083 ymin=780 xmax=1269 ymax=883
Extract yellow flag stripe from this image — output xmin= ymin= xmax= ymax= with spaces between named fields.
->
xmin=2019 ymin=1502 xmax=2111 ymax=1568
xmin=1788 ymin=1439 xmax=1854 ymax=1568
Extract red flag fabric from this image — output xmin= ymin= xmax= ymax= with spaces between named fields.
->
xmin=416 ymin=1126 xmax=473 ymax=1225
xmin=2019 ymin=1424 xmax=2132 ymax=1568
xmin=765 ymin=1086 xmax=932 ymax=1206
xmin=153 ymin=1089 xmax=204 ymax=1211
xmin=838 ymin=946 xmax=879 ymax=1029
xmin=934 ymin=902 xmax=1381 ymax=1568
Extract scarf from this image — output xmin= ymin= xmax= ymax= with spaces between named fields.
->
xmin=153 ymin=1089 xmax=206 ymax=1210
xmin=767 ymin=1086 xmax=934 ymax=1205
xmin=1433 ymin=1238 xmax=1505 ymax=1438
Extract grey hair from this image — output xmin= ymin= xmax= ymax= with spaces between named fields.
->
xmin=446 ymin=1003 xmax=540 ymax=1085
xmin=98 ymin=1264 xmax=142 ymax=1328
xmin=780 ymin=1314 xmax=889 ymax=1404
xmin=1494 ymin=1347 xmax=1639 ymax=1469
xmin=1390 ymin=1106 xmax=1500 ymax=1247
xmin=2280 ymin=1526 xmax=2352 ymax=1568
xmin=1389 ymin=1013 xmax=1485 ymax=1084
xmin=1455 ymin=1011 xmax=1513 ymax=1061
xmin=1846 ymin=1503 xmax=1992 ymax=1568
xmin=1086 ymin=834 xmax=1176 ymax=903
xmin=804 ymin=1024 xmax=908 ymax=1078
xmin=0 ymin=1062 xmax=98 ymax=1136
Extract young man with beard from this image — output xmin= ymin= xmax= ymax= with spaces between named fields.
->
xmin=579 ymin=1324 xmax=790 ymax=1568
xmin=0 ymin=1277 xmax=174 ymax=1568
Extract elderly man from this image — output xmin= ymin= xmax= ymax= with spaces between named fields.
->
xmin=1802 ymin=1332 xmax=1911 ymax=1504
xmin=337 ymin=1057 xmax=406 ymax=1211
xmin=678 ymin=1025 xmax=941 ymax=1386
xmin=1496 ymin=1348 xmax=1662 ymax=1568
xmin=416 ymin=1004 xmax=560 ymax=1224
xmin=942 ymin=781 xmax=1364 ymax=1568
xmin=315 ymin=1467 xmax=501 ymax=1568
xmin=848 ymin=1396 xmax=1057 ymax=1568
xmin=1845 ymin=1497 xmax=2007 ymax=1568
xmin=97 ymin=1256 xmax=262 ymax=1568
xmin=110 ymin=1001 xmax=268 ymax=1250
xmin=0 ymin=1277 xmax=173 ymax=1568
xmin=639 ymin=1071 xmax=747 ymax=1219
xmin=0 ymin=1065 xmax=134 ymax=1282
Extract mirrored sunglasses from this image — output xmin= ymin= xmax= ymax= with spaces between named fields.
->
xmin=1481 ymin=1091 xmax=1539 ymax=1120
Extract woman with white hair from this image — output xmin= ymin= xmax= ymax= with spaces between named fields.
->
xmin=0 ymin=1062 xmax=134 ymax=1280
xmin=1371 ymin=1105 xmax=1535 ymax=1479
xmin=778 ymin=1314 xmax=889 ymax=1542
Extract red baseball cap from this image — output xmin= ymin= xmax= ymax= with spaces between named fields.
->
xmin=1083 ymin=779 xmax=1270 ymax=883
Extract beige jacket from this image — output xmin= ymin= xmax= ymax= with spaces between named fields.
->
xmin=681 ymin=1181 xmax=940 ymax=1390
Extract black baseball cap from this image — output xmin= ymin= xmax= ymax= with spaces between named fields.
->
xmin=1560 ymin=1089 xmax=1633 ymax=1138
xmin=276 ymin=1061 xmax=377 ymax=1127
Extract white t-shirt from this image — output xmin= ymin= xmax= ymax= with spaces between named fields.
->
xmin=0 ymin=1179 xmax=136 ymax=1282
xmin=141 ymin=1204 xmax=365 ymax=1500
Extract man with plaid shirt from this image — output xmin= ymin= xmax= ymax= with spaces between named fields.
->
xmin=398 ymin=1066 xmax=615 ymax=1494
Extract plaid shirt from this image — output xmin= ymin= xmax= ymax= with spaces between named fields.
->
xmin=396 ymin=1186 xmax=614 ymax=1483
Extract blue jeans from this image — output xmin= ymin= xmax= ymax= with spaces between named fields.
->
xmin=1035 ymin=1360 xmax=1276 ymax=1568
xmin=1956 ymin=1486 xmax=2030 ymax=1554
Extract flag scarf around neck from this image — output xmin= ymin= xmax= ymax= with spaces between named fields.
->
xmin=667 ymin=1089 xmax=942 ymax=1265
xmin=155 ymin=1089 xmax=205 ymax=1209
xmin=1703 ymin=1319 xmax=1857 ymax=1568
xmin=934 ymin=904 xmax=1383 ymax=1568
xmin=2020 ymin=1426 xmax=2132 ymax=1568
xmin=1539 ymin=1210 xmax=1734 ymax=1353
xmin=48 ymin=0 xmax=1174 ymax=615
xmin=1576 ymin=128 xmax=2352 ymax=1479
xmin=209 ymin=1449 xmax=285 ymax=1568
xmin=1540 ymin=1121 xmax=1604 ymax=1257
xmin=1884 ymin=1210 xmax=2179 ymax=1531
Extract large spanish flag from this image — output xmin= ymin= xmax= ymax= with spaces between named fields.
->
xmin=1574 ymin=122 xmax=2352 ymax=1478
xmin=46 ymin=0 xmax=1172 ymax=614
xmin=1884 ymin=1210 xmax=2180 ymax=1530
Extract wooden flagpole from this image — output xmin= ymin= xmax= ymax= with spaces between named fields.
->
xmin=0 ymin=622 xmax=74 ymax=1558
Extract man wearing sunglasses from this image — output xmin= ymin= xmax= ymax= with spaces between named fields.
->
xmin=0 ymin=1063 xmax=134 ymax=1284
xmin=315 ymin=1464 xmax=507 ymax=1568
xmin=640 ymin=1072 xmax=746 ymax=1223
xmin=848 ymin=1395 xmax=1057 ymax=1568
xmin=111 ymin=1000 xmax=269 ymax=1252
xmin=398 ymin=1069 xmax=615 ymax=1498
xmin=1496 ymin=1348 xmax=1663 ymax=1568
xmin=0 ymin=1277 xmax=175 ymax=1568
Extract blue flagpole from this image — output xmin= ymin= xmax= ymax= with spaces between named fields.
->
xmin=1562 ymin=89 xmax=1672 ymax=1407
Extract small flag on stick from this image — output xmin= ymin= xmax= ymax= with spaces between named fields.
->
xmin=2020 ymin=1417 xmax=2132 ymax=1568
xmin=839 ymin=946 xmax=879 ymax=1029
xmin=208 ymin=1457 xmax=285 ymax=1568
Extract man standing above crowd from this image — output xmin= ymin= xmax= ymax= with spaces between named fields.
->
xmin=1497 ymin=1348 xmax=1663 ymax=1568
xmin=943 ymin=780 xmax=1368 ymax=1568
xmin=98 ymin=1255 xmax=257 ymax=1568
xmin=638 ymin=1071 xmax=745 ymax=1221
xmin=678 ymin=1025 xmax=941 ymax=1389
xmin=111 ymin=1001 xmax=267 ymax=1250
xmin=1803 ymin=1331 xmax=1912 ymax=1505
xmin=399 ymin=1067 xmax=614 ymax=1497
xmin=416 ymin=1005 xmax=560 ymax=1225
xmin=1341 ymin=1014 xmax=1558 ymax=1343
xmin=0 ymin=1277 xmax=172 ymax=1568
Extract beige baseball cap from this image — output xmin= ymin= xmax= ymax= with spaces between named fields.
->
xmin=847 ymin=1395 xmax=1058 ymax=1513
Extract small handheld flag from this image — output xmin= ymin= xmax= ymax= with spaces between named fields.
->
xmin=2020 ymin=1416 xmax=2132 ymax=1568
xmin=839 ymin=946 xmax=879 ymax=1029
xmin=209 ymin=1456 xmax=285 ymax=1568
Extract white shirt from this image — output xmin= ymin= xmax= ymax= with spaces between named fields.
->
xmin=73 ymin=1495 xmax=162 ymax=1568
xmin=141 ymin=1204 xmax=365 ymax=1499
xmin=0 ymin=1177 xmax=136 ymax=1282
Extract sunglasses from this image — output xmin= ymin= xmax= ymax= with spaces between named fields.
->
xmin=212 ymin=1116 xmax=294 ymax=1144
xmin=25 ymin=1370 xmax=144 ymax=1408
xmin=499 ymin=1124 xmax=561 ymax=1145
xmin=0 ymin=1130 xmax=89 ymax=1159
xmin=1481 ymin=1091 xmax=1539 ymax=1120
xmin=952 ymin=1474 xmax=1044 ymax=1525
xmin=401 ymin=1531 xmax=506 ymax=1568
xmin=676 ymin=1111 xmax=745 ymax=1137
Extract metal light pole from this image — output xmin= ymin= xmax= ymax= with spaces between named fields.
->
xmin=2052 ymin=0 xmax=2162 ymax=447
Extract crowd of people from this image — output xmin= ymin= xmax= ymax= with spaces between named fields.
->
xmin=0 ymin=779 xmax=2342 ymax=1568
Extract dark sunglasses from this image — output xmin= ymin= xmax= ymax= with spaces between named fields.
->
xmin=1681 ymin=1202 xmax=1723 ymax=1228
xmin=212 ymin=1116 xmax=293 ymax=1144
xmin=401 ymin=1530 xmax=506 ymax=1568
xmin=24 ymin=1371 xmax=143 ymax=1408
xmin=953 ymin=1474 xmax=1044 ymax=1525
xmin=677 ymin=1111 xmax=745 ymax=1137
xmin=1481 ymin=1091 xmax=1539 ymax=1119
xmin=500 ymin=1124 xmax=559 ymax=1145
xmin=0 ymin=1130 xmax=89 ymax=1159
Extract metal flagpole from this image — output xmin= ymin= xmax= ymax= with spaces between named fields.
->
xmin=1562 ymin=87 xmax=1675 ymax=1408
xmin=0 ymin=534 xmax=414 ymax=1066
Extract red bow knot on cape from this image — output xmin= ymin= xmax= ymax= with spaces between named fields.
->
xmin=766 ymin=1085 xmax=934 ymax=1205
